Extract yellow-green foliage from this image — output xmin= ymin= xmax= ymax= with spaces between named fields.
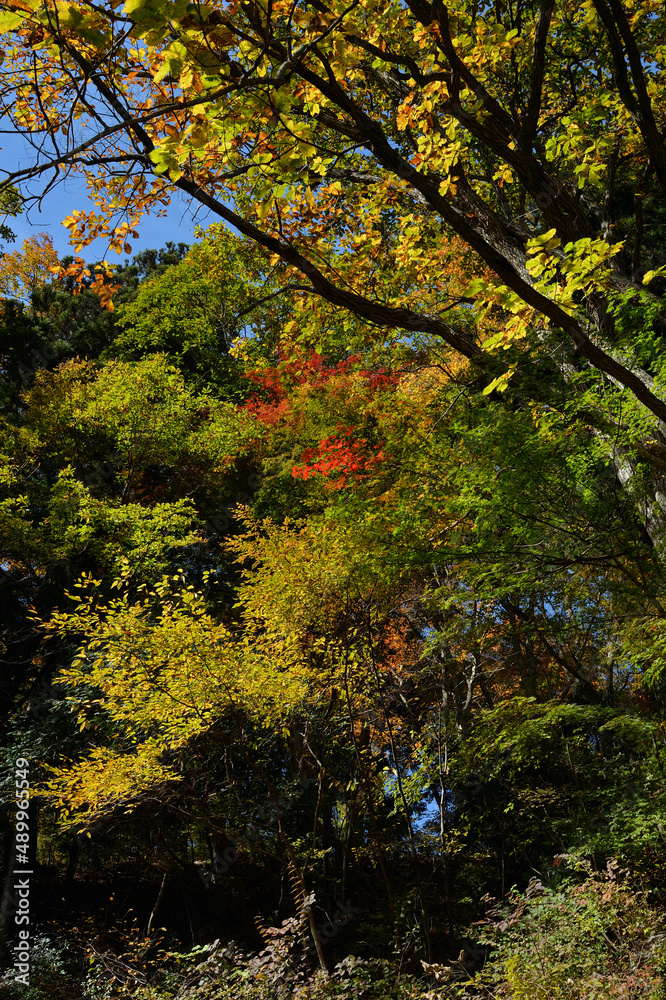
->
xmin=229 ymin=510 xmax=379 ymax=639
xmin=24 ymin=354 xmax=257 ymax=483
xmin=41 ymin=576 xmax=311 ymax=826
xmin=114 ymin=225 xmax=281 ymax=366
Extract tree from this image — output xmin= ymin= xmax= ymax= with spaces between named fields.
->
xmin=0 ymin=0 xmax=664 ymax=410
xmin=0 ymin=233 xmax=59 ymax=300
xmin=0 ymin=182 xmax=22 ymax=249
xmin=0 ymin=239 xmax=192 ymax=416
xmin=112 ymin=225 xmax=291 ymax=389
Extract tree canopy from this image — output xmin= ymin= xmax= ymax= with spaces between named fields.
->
xmin=1 ymin=0 xmax=666 ymax=403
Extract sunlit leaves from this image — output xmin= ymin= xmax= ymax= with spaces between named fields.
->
xmin=41 ymin=575 xmax=310 ymax=825
xmin=24 ymin=354 xmax=257 ymax=496
xmin=1 ymin=0 xmax=664 ymax=395
xmin=0 ymin=233 xmax=59 ymax=301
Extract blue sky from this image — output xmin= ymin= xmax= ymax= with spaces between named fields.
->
xmin=1 ymin=129 xmax=211 ymax=260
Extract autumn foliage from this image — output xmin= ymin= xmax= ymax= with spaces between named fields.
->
xmin=2 ymin=0 xmax=666 ymax=996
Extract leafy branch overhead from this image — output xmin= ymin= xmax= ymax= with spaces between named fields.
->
xmin=1 ymin=0 xmax=666 ymax=415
